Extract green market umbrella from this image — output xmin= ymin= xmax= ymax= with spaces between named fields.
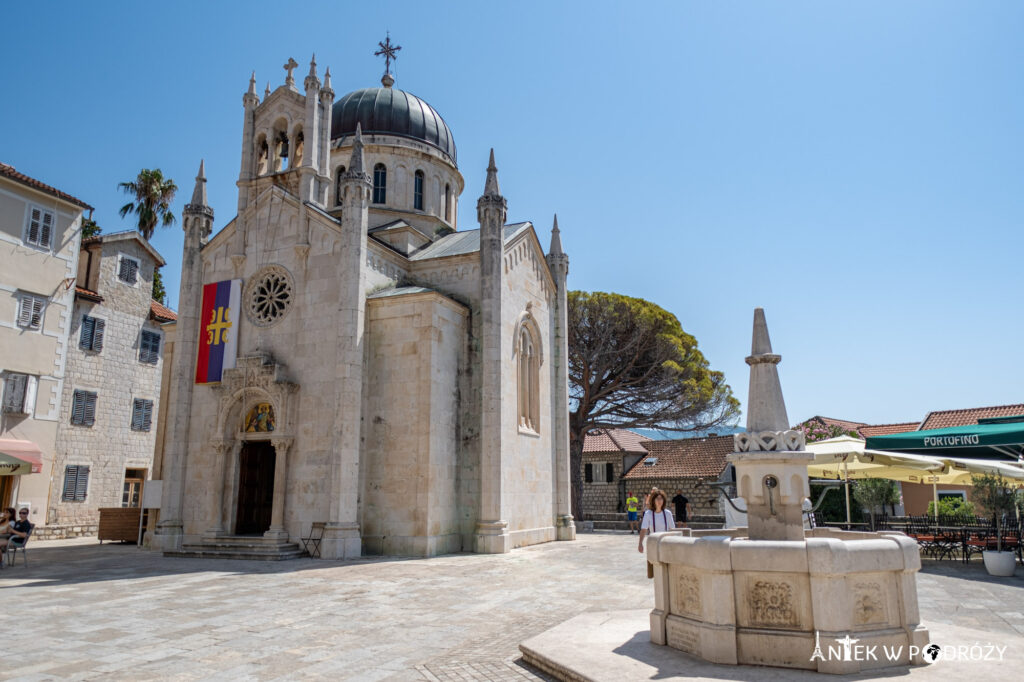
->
xmin=865 ymin=420 xmax=1024 ymax=461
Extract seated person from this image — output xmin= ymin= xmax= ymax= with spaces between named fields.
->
xmin=0 ymin=507 xmax=14 ymax=564
xmin=7 ymin=508 xmax=31 ymax=550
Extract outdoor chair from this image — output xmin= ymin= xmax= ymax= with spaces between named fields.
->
xmin=962 ymin=517 xmax=996 ymax=563
xmin=301 ymin=522 xmax=324 ymax=558
xmin=4 ymin=523 xmax=34 ymax=567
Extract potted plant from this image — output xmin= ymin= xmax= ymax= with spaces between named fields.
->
xmin=970 ymin=472 xmax=1019 ymax=576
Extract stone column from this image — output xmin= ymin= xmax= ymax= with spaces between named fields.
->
xmin=546 ymin=216 xmax=575 ymax=541
xmin=474 ymin=150 xmax=510 ymax=553
xmin=265 ymin=437 xmax=291 ymax=540
xmin=323 ymin=124 xmax=371 ymax=560
xmin=154 ymin=163 xmax=212 ymax=552
xmin=203 ymin=439 xmax=233 ymax=538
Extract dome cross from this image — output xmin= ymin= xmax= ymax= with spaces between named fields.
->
xmin=375 ymin=32 xmax=402 ymax=77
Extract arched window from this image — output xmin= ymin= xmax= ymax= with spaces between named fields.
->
xmin=334 ymin=166 xmax=346 ymax=206
xmin=413 ymin=170 xmax=424 ymax=210
xmin=256 ymin=136 xmax=269 ymax=176
xmin=517 ymin=324 xmax=540 ymax=432
xmin=444 ymin=183 xmax=452 ymax=223
xmin=372 ymin=164 xmax=387 ymax=204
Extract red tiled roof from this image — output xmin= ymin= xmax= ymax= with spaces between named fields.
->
xmin=623 ymin=435 xmax=733 ymax=480
xmin=74 ymin=286 xmax=103 ymax=303
xmin=799 ymin=415 xmax=867 ymax=431
xmin=150 ymin=300 xmax=177 ymax=322
xmin=0 ymin=162 xmax=92 ymax=210
xmin=857 ymin=422 xmax=919 ymax=437
xmin=920 ymin=404 xmax=1024 ymax=431
xmin=582 ymin=428 xmax=650 ymax=454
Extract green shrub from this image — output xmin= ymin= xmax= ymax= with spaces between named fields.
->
xmin=926 ymin=496 xmax=976 ymax=520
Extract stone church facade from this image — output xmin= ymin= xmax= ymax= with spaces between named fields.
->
xmin=153 ymin=56 xmax=575 ymax=558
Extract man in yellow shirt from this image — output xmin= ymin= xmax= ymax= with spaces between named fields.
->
xmin=626 ymin=492 xmax=640 ymax=534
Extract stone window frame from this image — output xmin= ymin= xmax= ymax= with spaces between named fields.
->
xmin=514 ymin=311 xmax=543 ymax=435
xmin=1 ymin=372 xmax=37 ymax=416
xmin=79 ymin=313 xmax=106 ymax=352
xmin=244 ymin=264 xmax=295 ymax=328
xmin=116 ymin=252 xmax=142 ymax=287
xmin=334 ymin=165 xmax=346 ymax=206
xmin=139 ymin=328 xmax=162 ymax=364
xmin=372 ymin=163 xmax=387 ymax=204
xmin=61 ymin=464 xmax=91 ymax=502
xmin=130 ymin=397 xmax=154 ymax=432
xmin=15 ymin=292 xmax=46 ymax=331
xmin=585 ymin=461 xmax=615 ymax=485
xmin=23 ymin=203 xmax=55 ymax=251
xmin=413 ymin=169 xmax=425 ymax=211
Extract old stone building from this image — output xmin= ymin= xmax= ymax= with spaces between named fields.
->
xmin=44 ymin=231 xmax=173 ymax=538
xmin=580 ymin=428 xmax=650 ymax=514
xmin=0 ymin=163 xmax=91 ymax=522
xmin=153 ymin=55 xmax=575 ymax=558
xmin=621 ymin=435 xmax=734 ymax=518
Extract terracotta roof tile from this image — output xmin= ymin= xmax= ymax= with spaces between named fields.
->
xmin=582 ymin=428 xmax=650 ymax=454
xmin=920 ymin=404 xmax=1024 ymax=430
xmin=857 ymin=422 xmax=919 ymax=437
xmin=0 ymin=163 xmax=92 ymax=210
xmin=623 ymin=435 xmax=733 ymax=480
xmin=74 ymin=286 xmax=103 ymax=303
xmin=799 ymin=415 xmax=867 ymax=431
xmin=150 ymin=300 xmax=177 ymax=322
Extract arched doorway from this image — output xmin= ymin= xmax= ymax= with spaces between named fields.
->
xmin=235 ymin=440 xmax=275 ymax=535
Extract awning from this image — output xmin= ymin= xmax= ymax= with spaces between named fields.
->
xmin=0 ymin=439 xmax=44 ymax=476
xmin=865 ymin=420 xmax=1024 ymax=461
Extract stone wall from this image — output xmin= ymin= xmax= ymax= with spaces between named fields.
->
xmin=624 ymin=477 xmax=727 ymax=518
xmin=582 ymin=451 xmax=629 ymax=513
xmin=49 ymin=236 xmax=164 ymax=530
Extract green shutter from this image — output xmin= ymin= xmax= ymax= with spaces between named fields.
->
xmin=74 ymin=465 xmax=90 ymax=501
xmin=71 ymin=390 xmax=86 ymax=424
xmin=93 ymin=318 xmax=105 ymax=351
xmin=62 ymin=466 xmax=78 ymax=500
xmin=80 ymin=316 xmax=95 ymax=349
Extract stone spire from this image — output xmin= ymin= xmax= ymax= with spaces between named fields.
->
xmin=304 ymin=53 xmax=320 ymax=90
xmin=744 ymin=308 xmax=790 ymax=433
xmin=348 ymin=122 xmax=366 ymax=177
xmin=549 ymin=214 xmax=564 ymax=256
xmin=245 ymin=71 xmax=259 ymax=104
xmin=483 ymin=148 xmax=501 ymax=197
xmin=188 ymin=160 xmax=210 ymax=210
xmin=322 ymin=66 xmax=333 ymax=96
xmin=264 ymin=82 xmax=271 ymax=99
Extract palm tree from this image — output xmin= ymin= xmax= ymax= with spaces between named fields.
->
xmin=118 ymin=169 xmax=178 ymax=240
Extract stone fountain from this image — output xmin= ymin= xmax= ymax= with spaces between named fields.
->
xmin=646 ymin=308 xmax=930 ymax=673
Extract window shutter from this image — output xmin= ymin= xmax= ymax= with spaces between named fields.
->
xmin=75 ymin=465 xmax=90 ymax=501
xmin=17 ymin=296 xmax=32 ymax=327
xmin=606 ymin=462 xmax=615 ymax=483
xmin=27 ymin=208 xmax=41 ymax=244
xmin=143 ymin=399 xmax=153 ymax=431
xmin=30 ymin=297 xmax=44 ymax=328
xmin=84 ymin=392 xmax=97 ymax=426
xmin=119 ymin=257 xmax=138 ymax=284
xmin=140 ymin=331 xmax=160 ymax=363
xmin=71 ymin=390 xmax=86 ymax=424
xmin=3 ymin=374 xmax=27 ymax=412
xmin=93 ymin=318 xmax=105 ymax=351
xmin=63 ymin=466 xmax=79 ymax=501
xmin=585 ymin=463 xmax=593 ymax=483
xmin=24 ymin=376 xmax=37 ymax=416
xmin=40 ymin=211 xmax=53 ymax=248
xmin=131 ymin=399 xmax=143 ymax=430
xmin=80 ymin=316 xmax=95 ymax=349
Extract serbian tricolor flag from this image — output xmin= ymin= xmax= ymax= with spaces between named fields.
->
xmin=195 ymin=279 xmax=241 ymax=384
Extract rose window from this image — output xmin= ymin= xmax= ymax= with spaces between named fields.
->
xmin=246 ymin=266 xmax=294 ymax=327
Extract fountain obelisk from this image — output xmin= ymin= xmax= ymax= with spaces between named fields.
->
xmin=728 ymin=308 xmax=811 ymax=541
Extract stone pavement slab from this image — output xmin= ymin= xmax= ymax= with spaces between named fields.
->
xmin=1 ymin=534 xmax=1021 ymax=680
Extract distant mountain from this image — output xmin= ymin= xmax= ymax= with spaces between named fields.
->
xmin=630 ymin=425 xmax=743 ymax=441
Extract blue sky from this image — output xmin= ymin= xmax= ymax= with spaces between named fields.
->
xmin=3 ymin=1 xmax=1021 ymax=427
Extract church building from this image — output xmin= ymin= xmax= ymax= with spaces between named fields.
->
xmin=153 ymin=50 xmax=575 ymax=559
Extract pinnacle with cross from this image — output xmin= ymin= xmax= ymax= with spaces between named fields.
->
xmin=283 ymin=57 xmax=299 ymax=87
xmin=375 ymin=32 xmax=402 ymax=83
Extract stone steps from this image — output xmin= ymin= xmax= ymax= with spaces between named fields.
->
xmin=165 ymin=538 xmax=307 ymax=561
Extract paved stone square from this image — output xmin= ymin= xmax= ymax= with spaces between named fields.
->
xmin=2 ymin=533 xmax=1022 ymax=680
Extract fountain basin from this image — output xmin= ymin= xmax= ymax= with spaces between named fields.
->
xmin=647 ymin=527 xmax=930 ymax=674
